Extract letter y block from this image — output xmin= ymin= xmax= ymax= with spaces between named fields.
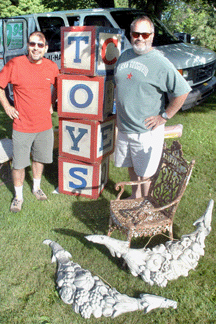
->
xmin=59 ymin=115 xmax=115 ymax=163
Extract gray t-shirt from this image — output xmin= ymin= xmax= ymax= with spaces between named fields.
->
xmin=114 ymin=48 xmax=192 ymax=133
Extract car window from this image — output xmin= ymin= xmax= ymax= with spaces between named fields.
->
xmin=110 ymin=10 xmax=180 ymax=46
xmin=84 ymin=15 xmax=113 ymax=28
xmin=67 ymin=16 xmax=80 ymax=26
xmin=37 ymin=17 xmax=65 ymax=52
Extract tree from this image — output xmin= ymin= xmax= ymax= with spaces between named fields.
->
xmin=129 ymin=0 xmax=215 ymax=18
xmin=129 ymin=0 xmax=168 ymax=18
xmin=94 ymin=0 xmax=115 ymax=7
xmin=0 ymin=0 xmax=50 ymax=17
xmin=162 ymin=0 xmax=216 ymax=51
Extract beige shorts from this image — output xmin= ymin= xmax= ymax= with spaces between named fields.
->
xmin=114 ymin=124 xmax=164 ymax=177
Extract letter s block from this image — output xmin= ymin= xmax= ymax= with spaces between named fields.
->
xmin=58 ymin=74 xmax=114 ymax=121
xmin=61 ymin=26 xmax=124 ymax=76
xmin=59 ymin=115 xmax=115 ymax=163
xmin=58 ymin=156 xmax=109 ymax=199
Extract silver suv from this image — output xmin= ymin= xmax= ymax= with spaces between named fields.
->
xmin=1 ymin=8 xmax=216 ymax=109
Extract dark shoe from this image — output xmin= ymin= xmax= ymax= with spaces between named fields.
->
xmin=32 ymin=188 xmax=47 ymax=201
xmin=10 ymin=197 xmax=23 ymax=212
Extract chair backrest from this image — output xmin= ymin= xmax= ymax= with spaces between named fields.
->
xmin=148 ymin=141 xmax=195 ymax=218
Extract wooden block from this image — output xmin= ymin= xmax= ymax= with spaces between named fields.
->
xmin=61 ymin=26 xmax=124 ymax=76
xmin=58 ymin=155 xmax=109 ymax=199
xmin=59 ymin=115 xmax=115 ymax=163
xmin=57 ymin=74 xmax=114 ymax=121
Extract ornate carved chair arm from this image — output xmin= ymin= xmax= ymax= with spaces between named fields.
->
xmin=115 ymin=178 xmax=152 ymax=200
xmin=151 ymin=197 xmax=181 ymax=212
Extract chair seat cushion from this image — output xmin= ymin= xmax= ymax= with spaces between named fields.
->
xmin=110 ymin=198 xmax=171 ymax=237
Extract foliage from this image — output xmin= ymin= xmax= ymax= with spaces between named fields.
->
xmin=0 ymin=0 xmax=116 ymax=18
xmin=129 ymin=0 xmax=216 ymax=20
xmin=162 ymin=0 xmax=216 ymax=51
xmin=115 ymin=0 xmax=129 ymax=8
xmin=0 ymin=93 xmax=216 ymax=323
xmin=0 ymin=0 xmax=50 ymax=17
xmin=129 ymin=0 xmax=169 ymax=18
xmin=40 ymin=0 xmax=98 ymax=12
xmin=1 ymin=0 xmax=215 ymax=20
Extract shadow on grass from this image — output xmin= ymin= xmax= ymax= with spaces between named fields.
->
xmin=0 ymin=163 xmax=14 ymax=195
xmin=43 ymin=148 xmax=59 ymax=188
xmin=105 ymin=177 xmax=132 ymax=199
xmin=68 ymin=176 xmax=132 ymax=236
xmin=53 ymin=227 xmax=127 ymax=270
xmin=71 ymin=197 xmax=110 ymax=234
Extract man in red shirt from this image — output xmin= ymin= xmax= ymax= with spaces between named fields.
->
xmin=0 ymin=31 xmax=59 ymax=212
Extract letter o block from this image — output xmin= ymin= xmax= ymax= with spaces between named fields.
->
xmin=58 ymin=155 xmax=109 ymax=199
xmin=61 ymin=26 xmax=124 ymax=76
xmin=58 ymin=74 xmax=114 ymax=121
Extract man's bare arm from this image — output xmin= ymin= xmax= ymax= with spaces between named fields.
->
xmin=0 ymin=87 xmax=19 ymax=119
xmin=50 ymin=86 xmax=57 ymax=114
xmin=145 ymin=92 xmax=189 ymax=130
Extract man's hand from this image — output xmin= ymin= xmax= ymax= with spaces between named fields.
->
xmin=145 ymin=115 xmax=167 ymax=130
xmin=4 ymin=105 xmax=19 ymax=120
xmin=0 ymin=88 xmax=19 ymax=120
xmin=50 ymin=105 xmax=53 ymax=114
xmin=145 ymin=92 xmax=190 ymax=130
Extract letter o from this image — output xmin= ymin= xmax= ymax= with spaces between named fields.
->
xmin=69 ymin=84 xmax=93 ymax=108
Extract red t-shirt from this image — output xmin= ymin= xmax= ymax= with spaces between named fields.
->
xmin=0 ymin=55 xmax=59 ymax=132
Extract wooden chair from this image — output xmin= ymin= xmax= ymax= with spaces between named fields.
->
xmin=108 ymin=141 xmax=195 ymax=246
xmin=0 ymin=138 xmax=13 ymax=186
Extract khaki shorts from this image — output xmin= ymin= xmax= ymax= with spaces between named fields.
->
xmin=12 ymin=128 xmax=54 ymax=169
xmin=114 ymin=124 xmax=164 ymax=177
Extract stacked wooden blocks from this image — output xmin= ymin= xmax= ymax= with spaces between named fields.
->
xmin=58 ymin=26 xmax=124 ymax=199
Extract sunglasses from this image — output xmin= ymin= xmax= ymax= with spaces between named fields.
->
xmin=131 ymin=32 xmax=152 ymax=39
xmin=28 ymin=42 xmax=45 ymax=48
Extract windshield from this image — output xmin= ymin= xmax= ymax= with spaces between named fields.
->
xmin=110 ymin=10 xmax=181 ymax=46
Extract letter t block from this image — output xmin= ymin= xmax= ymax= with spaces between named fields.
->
xmin=61 ymin=26 xmax=124 ymax=76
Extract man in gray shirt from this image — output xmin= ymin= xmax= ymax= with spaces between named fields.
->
xmin=114 ymin=16 xmax=191 ymax=198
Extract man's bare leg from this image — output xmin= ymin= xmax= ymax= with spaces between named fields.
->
xmin=128 ymin=167 xmax=142 ymax=199
xmin=128 ymin=167 xmax=151 ymax=199
xmin=12 ymin=168 xmax=25 ymax=187
xmin=10 ymin=168 xmax=25 ymax=212
xmin=32 ymin=161 xmax=47 ymax=200
xmin=32 ymin=160 xmax=44 ymax=180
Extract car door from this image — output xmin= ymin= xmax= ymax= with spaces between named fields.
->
xmin=1 ymin=18 xmax=28 ymax=104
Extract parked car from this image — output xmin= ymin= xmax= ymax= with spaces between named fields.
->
xmin=0 ymin=8 xmax=216 ymax=109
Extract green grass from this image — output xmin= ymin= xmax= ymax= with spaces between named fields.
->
xmin=0 ymin=93 xmax=216 ymax=324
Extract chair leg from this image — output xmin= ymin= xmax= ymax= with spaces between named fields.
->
xmin=169 ymin=224 xmax=173 ymax=240
xmin=107 ymin=217 xmax=115 ymax=237
xmin=127 ymin=231 xmax=132 ymax=248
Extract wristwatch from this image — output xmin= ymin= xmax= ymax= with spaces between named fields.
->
xmin=161 ymin=112 xmax=170 ymax=120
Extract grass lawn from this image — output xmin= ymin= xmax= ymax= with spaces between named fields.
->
xmin=0 ymin=93 xmax=215 ymax=324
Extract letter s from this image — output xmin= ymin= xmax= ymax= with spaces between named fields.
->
xmin=69 ymin=167 xmax=87 ymax=189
